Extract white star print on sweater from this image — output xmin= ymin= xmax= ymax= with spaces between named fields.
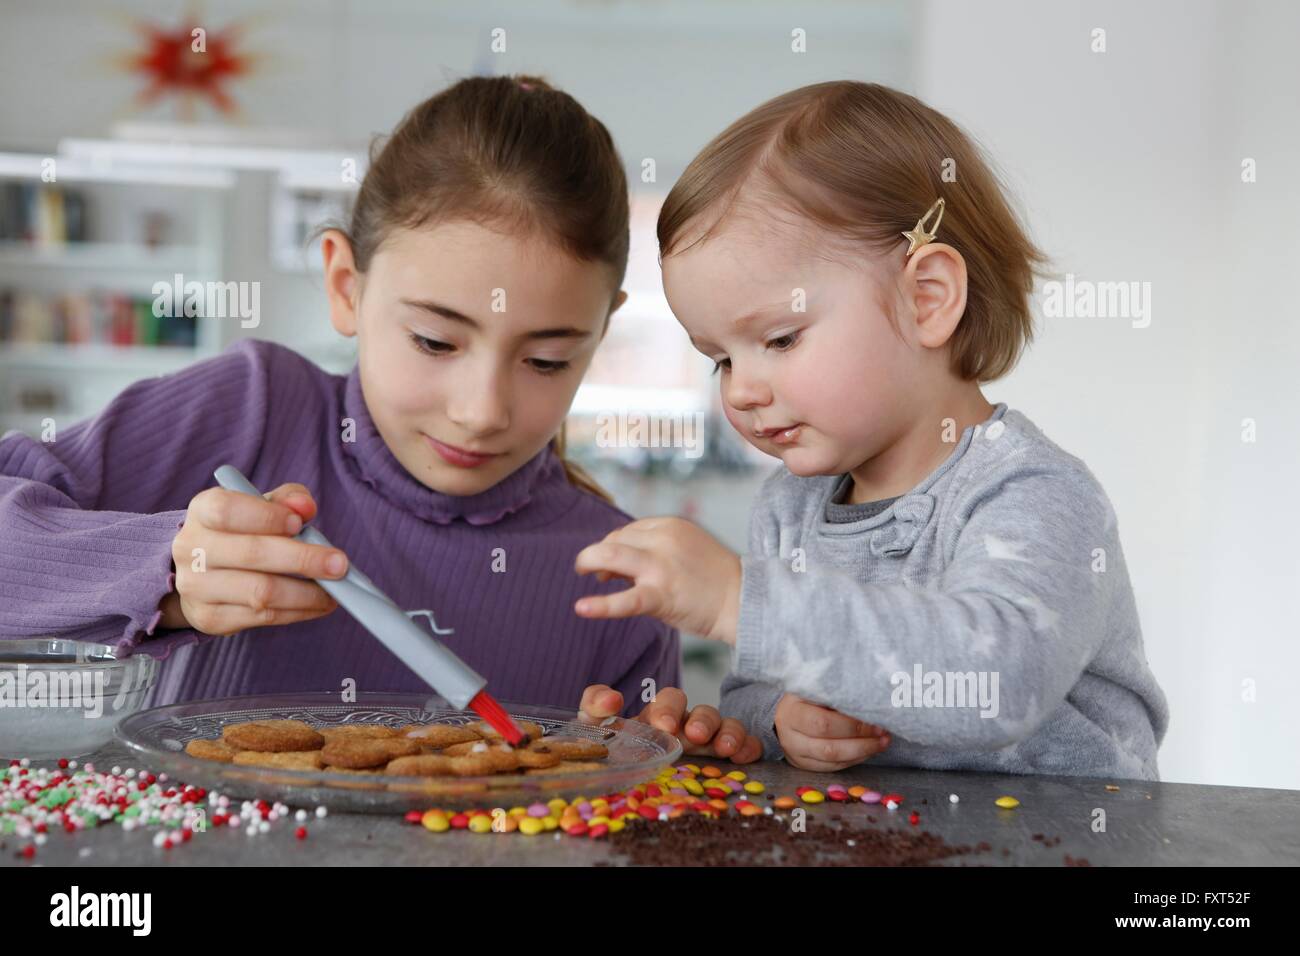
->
xmin=721 ymin=402 xmax=1170 ymax=781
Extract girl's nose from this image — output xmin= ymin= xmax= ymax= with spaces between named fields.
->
xmin=446 ymin=366 xmax=512 ymax=434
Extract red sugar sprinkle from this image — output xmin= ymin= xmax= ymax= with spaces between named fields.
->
xmin=295 ymin=827 xmax=308 ymax=840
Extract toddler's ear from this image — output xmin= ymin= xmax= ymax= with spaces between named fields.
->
xmin=905 ymin=242 xmax=967 ymax=350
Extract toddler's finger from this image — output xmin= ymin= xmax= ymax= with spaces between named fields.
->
xmin=574 ymin=540 xmax=651 ymax=581
xmin=785 ymin=727 xmax=886 ymax=766
xmin=637 ymin=687 xmax=688 ymax=735
xmin=681 ymin=704 xmax=722 ymax=745
xmin=573 ymin=583 xmax=661 ymax=620
xmin=729 ymin=735 xmax=764 ymax=764
xmin=577 ymin=684 xmax=623 ymax=720
xmin=787 ymin=698 xmax=879 ymax=740
xmin=711 ymin=717 xmax=748 ymax=756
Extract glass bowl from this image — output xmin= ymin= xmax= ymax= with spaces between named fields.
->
xmin=114 ymin=691 xmax=683 ymax=812
xmin=0 ymin=639 xmax=158 ymax=759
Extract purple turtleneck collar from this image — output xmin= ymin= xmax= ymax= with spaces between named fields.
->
xmin=340 ymin=361 xmax=570 ymax=526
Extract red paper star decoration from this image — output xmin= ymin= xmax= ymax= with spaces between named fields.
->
xmin=129 ymin=13 xmax=253 ymax=116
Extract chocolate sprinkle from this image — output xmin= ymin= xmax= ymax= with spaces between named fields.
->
xmin=602 ymin=812 xmax=989 ymax=866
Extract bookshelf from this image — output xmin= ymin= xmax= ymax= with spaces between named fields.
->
xmin=0 ymin=151 xmax=230 ymax=434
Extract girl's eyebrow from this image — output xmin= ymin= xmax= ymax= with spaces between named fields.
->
xmin=400 ymin=298 xmax=592 ymax=340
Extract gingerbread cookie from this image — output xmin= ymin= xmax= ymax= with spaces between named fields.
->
xmin=319 ymin=724 xmax=402 ymax=743
xmin=467 ymin=719 xmax=543 ymax=743
xmin=231 ymin=750 xmax=324 ymax=771
xmin=439 ymin=739 xmax=488 ymax=757
xmin=397 ymin=724 xmax=482 ymax=748
xmin=184 ymin=737 xmax=238 ymax=763
xmin=222 ymin=719 xmax=324 ymax=752
xmin=322 ymin=765 xmax=386 ymax=775
xmin=448 ymin=744 xmax=519 ymax=776
xmin=321 ymin=736 xmax=423 ymax=769
xmin=529 ymin=737 xmax=608 ymax=760
xmin=385 ymin=754 xmax=455 ymax=777
xmin=513 ymin=746 xmax=563 ymax=770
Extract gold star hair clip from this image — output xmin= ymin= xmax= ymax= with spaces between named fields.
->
xmin=902 ymin=197 xmax=945 ymax=256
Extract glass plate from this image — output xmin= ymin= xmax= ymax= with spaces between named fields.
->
xmin=114 ymin=691 xmax=682 ymax=812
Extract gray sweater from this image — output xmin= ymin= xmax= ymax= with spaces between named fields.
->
xmin=721 ymin=402 xmax=1169 ymax=780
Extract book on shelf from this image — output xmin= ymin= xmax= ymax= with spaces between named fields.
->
xmin=0 ymin=182 xmax=90 ymax=244
xmin=0 ymin=287 xmax=198 ymax=349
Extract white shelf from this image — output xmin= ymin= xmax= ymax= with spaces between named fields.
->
xmin=0 ymin=240 xmax=209 ymax=274
xmin=0 ymin=152 xmax=234 ymax=189
xmin=0 ymin=343 xmax=209 ymax=371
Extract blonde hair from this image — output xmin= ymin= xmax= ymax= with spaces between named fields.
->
xmin=657 ymin=81 xmax=1049 ymax=383
xmin=329 ymin=73 xmax=625 ymax=505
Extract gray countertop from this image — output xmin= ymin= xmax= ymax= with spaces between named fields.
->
xmin=5 ymin=741 xmax=1298 ymax=866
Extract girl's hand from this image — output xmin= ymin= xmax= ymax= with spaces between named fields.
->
xmin=578 ymin=684 xmax=763 ymax=763
xmin=774 ymin=694 xmax=892 ymax=772
xmin=573 ymin=517 xmax=742 ymax=645
xmin=161 ymin=483 xmax=348 ymax=635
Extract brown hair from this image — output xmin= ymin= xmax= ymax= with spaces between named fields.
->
xmin=336 ymin=74 xmax=627 ymax=505
xmin=657 ymin=81 xmax=1048 ymax=383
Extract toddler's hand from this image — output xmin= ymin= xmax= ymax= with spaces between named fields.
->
xmin=573 ymin=517 xmax=742 ymax=645
xmin=578 ymin=684 xmax=763 ymax=763
xmin=161 ymin=483 xmax=347 ymax=635
xmin=774 ymin=694 xmax=891 ymax=772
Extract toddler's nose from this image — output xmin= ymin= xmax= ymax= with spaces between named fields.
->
xmin=722 ymin=364 xmax=771 ymax=411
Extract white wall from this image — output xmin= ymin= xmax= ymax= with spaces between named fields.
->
xmin=3 ymin=0 xmax=1295 ymax=786
xmin=917 ymin=0 xmax=1300 ymax=787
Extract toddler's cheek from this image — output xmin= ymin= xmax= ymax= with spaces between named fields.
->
xmin=721 ymin=403 xmax=753 ymax=443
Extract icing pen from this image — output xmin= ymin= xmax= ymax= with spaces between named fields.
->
xmin=212 ymin=464 xmax=525 ymax=745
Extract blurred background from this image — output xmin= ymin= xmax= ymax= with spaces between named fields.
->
xmin=1 ymin=0 xmax=1296 ymax=788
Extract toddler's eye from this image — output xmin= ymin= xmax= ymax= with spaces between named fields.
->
xmin=711 ymin=358 xmax=731 ymax=376
xmin=767 ymin=331 xmax=801 ymax=351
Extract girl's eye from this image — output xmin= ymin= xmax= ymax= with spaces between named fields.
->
xmin=409 ymin=332 xmax=453 ymax=355
xmin=409 ymin=332 xmax=569 ymax=375
xmin=711 ymin=358 xmax=731 ymax=376
xmin=527 ymin=358 xmax=571 ymax=376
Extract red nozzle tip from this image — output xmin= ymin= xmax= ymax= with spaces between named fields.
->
xmin=468 ymin=690 xmax=524 ymax=745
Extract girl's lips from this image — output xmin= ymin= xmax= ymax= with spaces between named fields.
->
xmin=424 ymin=434 xmax=501 ymax=468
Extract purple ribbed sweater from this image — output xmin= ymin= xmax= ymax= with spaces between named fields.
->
xmin=0 ymin=339 xmax=680 ymax=714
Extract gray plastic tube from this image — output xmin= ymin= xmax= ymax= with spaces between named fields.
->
xmin=212 ymin=465 xmax=486 ymax=710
